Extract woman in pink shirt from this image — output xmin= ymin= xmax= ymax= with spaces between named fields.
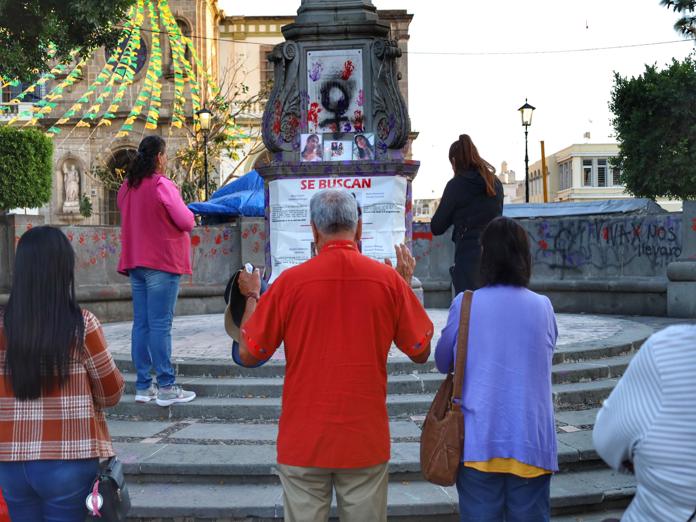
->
xmin=118 ymin=135 xmax=196 ymax=407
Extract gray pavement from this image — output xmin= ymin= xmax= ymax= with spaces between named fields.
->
xmin=102 ymin=310 xmax=688 ymax=361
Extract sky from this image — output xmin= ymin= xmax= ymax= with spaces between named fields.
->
xmin=218 ymin=0 xmax=694 ymax=199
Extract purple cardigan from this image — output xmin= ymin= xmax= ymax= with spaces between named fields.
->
xmin=435 ymin=286 xmax=559 ymax=471
xmin=117 ymin=174 xmax=195 ymax=276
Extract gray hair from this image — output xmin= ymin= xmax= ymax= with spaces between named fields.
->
xmin=310 ymin=189 xmax=359 ymax=235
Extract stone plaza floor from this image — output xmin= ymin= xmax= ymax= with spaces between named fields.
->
xmin=102 ymin=309 xmax=689 ymax=361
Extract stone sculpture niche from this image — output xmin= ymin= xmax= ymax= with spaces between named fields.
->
xmin=61 ymin=159 xmax=82 ymax=214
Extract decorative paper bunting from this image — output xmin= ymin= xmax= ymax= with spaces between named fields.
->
xmin=5 ymin=0 xmax=235 ymax=150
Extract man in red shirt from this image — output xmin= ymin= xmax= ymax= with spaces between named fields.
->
xmin=237 ymin=189 xmax=433 ymax=522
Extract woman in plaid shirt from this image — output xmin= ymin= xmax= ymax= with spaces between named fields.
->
xmin=0 ymin=226 xmax=124 ymax=521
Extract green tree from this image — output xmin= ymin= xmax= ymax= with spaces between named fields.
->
xmin=91 ymin=70 xmax=267 ymax=204
xmin=661 ymin=0 xmax=696 ymax=38
xmin=0 ymin=127 xmax=53 ymax=211
xmin=610 ymin=54 xmax=696 ymax=199
xmin=0 ymin=0 xmax=136 ymax=81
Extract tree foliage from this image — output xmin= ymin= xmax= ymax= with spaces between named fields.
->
xmin=0 ymin=0 xmax=136 ymax=81
xmin=610 ymin=54 xmax=696 ymax=200
xmin=173 ymin=85 xmax=264 ymax=204
xmin=91 ymin=68 xmax=267 ymax=204
xmin=0 ymin=127 xmax=53 ymax=211
xmin=661 ymin=0 xmax=696 ymax=38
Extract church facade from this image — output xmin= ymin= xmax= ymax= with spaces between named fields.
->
xmin=0 ymin=1 xmax=412 ymax=225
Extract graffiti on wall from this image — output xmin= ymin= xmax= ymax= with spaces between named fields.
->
xmin=528 ymin=215 xmax=681 ymax=277
xmin=240 ymin=221 xmax=266 ymax=256
xmin=412 ymin=214 xmax=683 ymax=282
xmin=65 ymin=228 xmax=121 ymax=270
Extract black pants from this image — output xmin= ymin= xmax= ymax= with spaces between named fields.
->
xmin=451 ymin=236 xmax=482 ymax=295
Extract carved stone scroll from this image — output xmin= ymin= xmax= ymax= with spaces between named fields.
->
xmin=371 ymin=39 xmax=410 ymax=155
xmin=262 ymin=42 xmax=302 ymax=153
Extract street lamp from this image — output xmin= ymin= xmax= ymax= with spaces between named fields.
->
xmin=518 ymin=99 xmax=535 ymax=203
xmin=196 ymin=107 xmax=212 ymax=200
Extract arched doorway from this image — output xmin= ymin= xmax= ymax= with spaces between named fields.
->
xmin=104 ymin=148 xmax=136 ymax=225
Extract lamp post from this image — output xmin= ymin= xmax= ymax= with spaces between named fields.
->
xmin=518 ymin=99 xmax=535 ymax=203
xmin=196 ymin=107 xmax=212 ymax=200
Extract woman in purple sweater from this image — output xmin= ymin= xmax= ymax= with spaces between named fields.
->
xmin=434 ymin=217 xmax=558 ymax=521
xmin=118 ymin=135 xmax=196 ymax=407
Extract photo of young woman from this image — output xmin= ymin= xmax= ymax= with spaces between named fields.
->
xmin=301 ymin=134 xmax=323 ymax=162
xmin=353 ymin=133 xmax=375 ymax=160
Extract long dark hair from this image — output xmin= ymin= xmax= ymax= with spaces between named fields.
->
xmin=3 ymin=226 xmax=84 ymax=400
xmin=449 ymin=134 xmax=497 ymax=197
xmin=127 ymin=135 xmax=166 ymax=188
xmin=480 ymin=217 xmax=531 ymax=287
xmin=354 ymin=134 xmax=374 ymax=159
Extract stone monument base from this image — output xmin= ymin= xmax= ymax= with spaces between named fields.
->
xmin=667 ymin=261 xmax=696 ymax=318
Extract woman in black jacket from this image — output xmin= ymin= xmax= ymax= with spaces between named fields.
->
xmin=431 ymin=134 xmax=504 ymax=294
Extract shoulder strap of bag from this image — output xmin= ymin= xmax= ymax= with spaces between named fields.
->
xmin=451 ymin=290 xmax=473 ymax=412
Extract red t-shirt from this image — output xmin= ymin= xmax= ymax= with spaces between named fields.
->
xmin=242 ymin=240 xmax=433 ymax=468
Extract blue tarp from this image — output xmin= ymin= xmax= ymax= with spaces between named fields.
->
xmin=188 ymin=170 xmax=264 ymax=217
xmin=502 ymin=198 xmax=666 ymax=219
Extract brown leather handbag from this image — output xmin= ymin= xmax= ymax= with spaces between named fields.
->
xmin=420 ymin=290 xmax=473 ymax=486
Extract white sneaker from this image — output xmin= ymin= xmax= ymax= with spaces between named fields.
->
xmin=134 ymin=383 xmax=158 ymax=403
xmin=156 ymin=385 xmax=196 ymax=407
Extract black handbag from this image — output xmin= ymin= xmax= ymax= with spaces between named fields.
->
xmin=85 ymin=457 xmax=131 ymax=521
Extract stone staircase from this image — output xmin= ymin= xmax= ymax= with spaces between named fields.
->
xmin=103 ymin=314 xmax=660 ymax=521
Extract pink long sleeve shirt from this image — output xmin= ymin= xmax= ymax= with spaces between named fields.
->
xmin=117 ymin=173 xmax=195 ymax=276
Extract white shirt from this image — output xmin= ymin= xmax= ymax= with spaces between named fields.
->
xmin=593 ymin=325 xmax=696 ymax=521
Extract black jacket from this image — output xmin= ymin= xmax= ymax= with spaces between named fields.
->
xmin=430 ymin=169 xmax=504 ymax=242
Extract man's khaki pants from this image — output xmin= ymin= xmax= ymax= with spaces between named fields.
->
xmin=277 ymin=462 xmax=388 ymax=522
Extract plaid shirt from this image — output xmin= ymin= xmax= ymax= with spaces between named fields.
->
xmin=0 ymin=308 xmax=124 ymax=461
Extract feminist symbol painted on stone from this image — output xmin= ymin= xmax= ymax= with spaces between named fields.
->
xmin=319 ymin=80 xmax=352 ymax=131
xmin=306 ymin=50 xmax=363 ymax=133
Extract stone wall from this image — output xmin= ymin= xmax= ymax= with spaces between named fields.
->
xmin=0 ymin=214 xmax=252 ymax=322
xmin=0 ymin=212 xmax=683 ymax=320
xmin=414 ymin=213 xmax=683 ymax=316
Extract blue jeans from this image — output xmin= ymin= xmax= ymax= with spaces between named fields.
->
xmin=456 ymin=465 xmax=551 ymax=522
xmin=129 ymin=267 xmax=181 ymax=390
xmin=0 ymin=458 xmax=98 ymax=521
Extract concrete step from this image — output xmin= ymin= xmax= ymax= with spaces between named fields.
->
xmin=123 ymin=468 xmax=634 ymax=520
xmin=553 ymin=379 xmax=618 ymax=410
xmin=109 ymin=393 xmax=432 ymax=421
xmin=552 ymin=355 xmax=632 ymax=385
xmin=122 ymin=372 xmax=443 ymax=399
xmin=120 ymin=354 xmax=633 ymax=399
xmin=113 ymin=429 xmax=600 ymax=484
xmin=109 ymin=378 xmax=614 ymax=421
xmin=110 ymin=318 xmax=650 ymax=379
xmin=552 ymin=510 xmax=624 ymax=522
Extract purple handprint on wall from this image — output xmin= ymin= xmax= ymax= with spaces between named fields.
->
xmin=309 ymin=62 xmax=323 ymax=82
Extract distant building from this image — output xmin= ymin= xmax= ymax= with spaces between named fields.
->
xmin=528 ymin=143 xmax=680 ymax=211
xmin=413 ymin=198 xmax=440 ymax=222
xmin=529 ymin=143 xmax=624 ymax=203
xmin=498 ymin=161 xmax=524 ymax=204
xmin=413 ymin=198 xmax=440 ymax=221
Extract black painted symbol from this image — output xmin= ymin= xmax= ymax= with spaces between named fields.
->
xmin=319 ymin=80 xmax=352 ymax=131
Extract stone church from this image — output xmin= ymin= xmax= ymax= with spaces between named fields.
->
xmin=0 ymin=0 xmax=412 ymax=225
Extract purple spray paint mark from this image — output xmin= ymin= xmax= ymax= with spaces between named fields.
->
xmin=309 ymin=62 xmax=323 ymax=82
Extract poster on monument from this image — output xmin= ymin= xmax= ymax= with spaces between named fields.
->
xmin=268 ymin=176 xmax=407 ymax=283
xmin=306 ymin=49 xmax=364 ymax=134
